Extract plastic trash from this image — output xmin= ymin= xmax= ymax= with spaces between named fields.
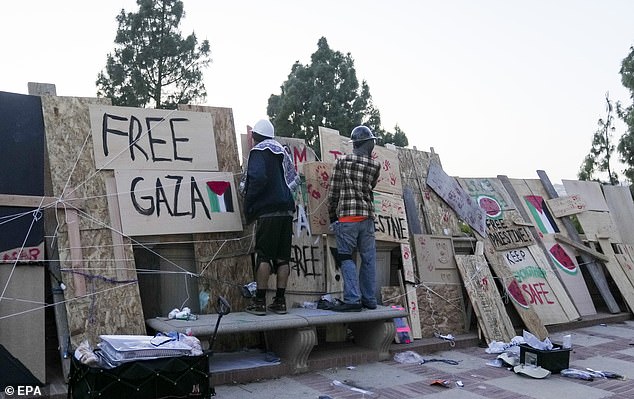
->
xmin=394 ymin=351 xmax=426 ymax=364
xmin=560 ymin=368 xmax=594 ymax=381
xmin=562 ymin=334 xmax=572 ymax=349
xmin=523 ymin=330 xmax=553 ymax=351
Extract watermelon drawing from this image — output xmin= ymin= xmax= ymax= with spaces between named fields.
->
xmin=506 ymin=279 xmax=530 ymax=309
xmin=549 ymin=243 xmax=578 ymax=275
xmin=478 ymin=195 xmax=502 ymax=218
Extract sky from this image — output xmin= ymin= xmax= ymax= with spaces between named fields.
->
xmin=3 ymin=0 xmax=634 ymax=185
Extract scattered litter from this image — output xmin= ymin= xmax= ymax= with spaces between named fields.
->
xmin=513 ymin=364 xmax=551 ymax=379
xmin=393 ymin=351 xmax=460 ymax=365
xmin=561 ymin=368 xmax=595 ymax=381
xmin=485 ymin=336 xmax=525 ymax=354
xmin=456 ymin=380 xmax=464 ymax=387
xmin=167 ymin=307 xmax=197 ymax=321
xmin=585 ymin=368 xmax=625 ymax=380
xmin=497 ymin=352 xmax=519 ymax=367
xmin=562 ymin=334 xmax=572 ymax=349
xmin=346 ymin=366 xmax=356 ymax=370
xmin=434 ymin=332 xmax=456 ymax=347
xmin=430 ymin=379 xmax=451 ymax=388
xmin=523 ymin=330 xmax=553 ymax=351
xmin=600 ymin=323 xmax=607 ymax=327
xmin=486 ymin=359 xmax=505 ymax=368
xmin=332 ymin=380 xmax=373 ymax=395
xmin=241 ymin=281 xmax=257 ymax=298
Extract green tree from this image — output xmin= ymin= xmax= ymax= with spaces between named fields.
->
xmin=617 ymin=45 xmax=634 ymax=181
xmin=267 ymin=37 xmax=408 ymax=153
xmin=578 ymin=92 xmax=619 ymax=184
xmin=96 ymin=0 xmax=211 ymax=109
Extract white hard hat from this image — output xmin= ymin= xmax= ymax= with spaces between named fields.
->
xmin=252 ymin=119 xmax=274 ymax=138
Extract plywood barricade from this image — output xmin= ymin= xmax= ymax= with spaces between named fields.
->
xmin=395 ymin=148 xmax=467 ymax=338
xmin=507 ymin=178 xmax=595 ymax=317
xmin=412 ymin=235 xmax=467 ymax=337
xmin=454 ymin=254 xmax=515 ymax=343
xmin=41 ymin=96 xmax=145 ymax=346
xmin=563 ymin=180 xmax=634 ymax=313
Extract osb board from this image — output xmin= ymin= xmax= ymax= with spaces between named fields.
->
xmin=381 ymin=286 xmax=406 ymax=307
xmin=426 ymin=162 xmax=486 ymax=237
xmin=546 ymin=194 xmax=586 ymax=218
xmin=410 ymin=234 xmax=467 ymax=336
xmin=41 ymin=96 xmax=145 ymax=345
xmin=416 ymin=283 xmax=467 ymax=337
xmin=482 ymin=231 xmax=549 ymax=340
xmin=318 ymin=127 xmax=403 ymax=195
xmin=400 ymin=243 xmax=422 ymax=339
xmin=275 ymin=136 xmax=316 ymax=174
xmin=596 ymin=238 xmax=634 ymax=312
xmin=396 ymin=147 xmax=461 ymax=236
xmin=458 ymin=177 xmax=516 ymax=212
xmin=178 ymin=105 xmax=253 ymax=315
xmin=454 ymin=254 xmax=515 ymax=343
xmin=562 ymin=180 xmax=609 ymax=211
xmin=303 ymin=162 xmax=332 ymax=235
xmin=576 ymin=211 xmax=621 ymax=242
xmin=508 ymin=178 xmax=596 ymax=316
xmin=602 ymin=185 xmax=634 ymax=245
xmin=373 ymin=191 xmax=409 ymax=243
xmin=501 ymin=245 xmax=575 ymax=325
xmin=88 ymin=105 xmax=219 ymax=171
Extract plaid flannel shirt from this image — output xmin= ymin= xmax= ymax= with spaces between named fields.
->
xmin=327 ymin=153 xmax=381 ymax=222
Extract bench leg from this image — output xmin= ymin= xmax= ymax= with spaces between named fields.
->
xmin=349 ymin=320 xmax=395 ymax=361
xmin=265 ymin=327 xmax=317 ymax=374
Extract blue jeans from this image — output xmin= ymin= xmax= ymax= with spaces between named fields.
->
xmin=334 ymin=218 xmax=377 ymax=306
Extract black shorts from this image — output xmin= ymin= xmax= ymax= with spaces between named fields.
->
xmin=255 ymin=215 xmax=293 ymax=272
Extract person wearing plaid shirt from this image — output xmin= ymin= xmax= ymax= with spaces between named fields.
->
xmin=327 ymin=126 xmax=381 ymax=312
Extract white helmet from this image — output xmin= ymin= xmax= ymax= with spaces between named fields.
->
xmin=252 ymin=119 xmax=274 ymax=138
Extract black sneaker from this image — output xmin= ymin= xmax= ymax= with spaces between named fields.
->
xmin=362 ymin=302 xmax=377 ymax=310
xmin=332 ymin=302 xmax=362 ymax=312
xmin=245 ymin=299 xmax=266 ymax=316
xmin=267 ymin=297 xmax=287 ymax=314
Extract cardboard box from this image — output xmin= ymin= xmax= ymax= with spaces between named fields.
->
xmin=519 ymin=343 xmax=571 ymax=373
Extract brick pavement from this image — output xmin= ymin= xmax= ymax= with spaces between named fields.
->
xmin=215 ymin=320 xmax=634 ymax=399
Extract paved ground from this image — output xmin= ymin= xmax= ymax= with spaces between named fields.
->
xmin=214 ymin=320 xmax=634 ymax=399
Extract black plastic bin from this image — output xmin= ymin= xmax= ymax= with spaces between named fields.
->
xmin=68 ymin=352 xmax=213 ymax=398
xmin=519 ymin=343 xmax=571 ymax=373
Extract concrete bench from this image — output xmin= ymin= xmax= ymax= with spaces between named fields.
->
xmin=146 ymin=306 xmax=408 ymax=373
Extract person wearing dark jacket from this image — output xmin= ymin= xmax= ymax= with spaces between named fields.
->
xmin=242 ymin=119 xmax=300 ymax=315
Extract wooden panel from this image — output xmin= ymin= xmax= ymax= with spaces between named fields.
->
xmin=546 ymin=195 xmax=586 ymax=218
xmin=319 ymin=126 xmax=350 ymax=162
xmin=411 ymin=235 xmax=467 ymax=337
xmin=373 ymin=191 xmax=409 ymax=243
xmin=427 ymin=162 xmax=486 ymax=236
xmin=42 ymin=96 xmax=146 ymax=346
xmin=596 ymin=238 xmax=634 ymax=311
xmin=396 ymin=147 xmax=461 ymax=236
xmin=89 ymin=105 xmax=219 ymax=171
xmin=576 ymin=211 xmax=621 ymax=241
xmin=276 ymin=136 xmax=316 ymax=174
xmin=482 ymin=238 xmax=549 ymax=340
xmin=454 ymin=254 xmax=515 ymax=343
xmin=114 ymin=169 xmax=242 ymax=236
xmin=485 ymin=216 xmax=535 ymax=251
xmin=459 ymin=177 xmax=515 ymax=211
xmin=603 ymin=185 xmax=634 ymax=245
xmin=372 ymin=145 xmax=403 ymax=195
xmin=509 ymin=178 xmax=597 ymax=316
xmin=303 ymin=162 xmax=332 ymax=235
xmin=400 ymin=243 xmax=422 ymax=339
xmin=562 ymin=180 xmax=609 ymax=211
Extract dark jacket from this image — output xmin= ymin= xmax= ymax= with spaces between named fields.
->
xmin=243 ymin=148 xmax=295 ymax=224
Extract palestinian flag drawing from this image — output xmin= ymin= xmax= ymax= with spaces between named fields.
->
xmin=524 ymin=195 xmax=559 ymax=234
xmin=206 ymin=181 xmax=235 ymax=213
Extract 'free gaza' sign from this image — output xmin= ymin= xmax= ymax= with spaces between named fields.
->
xmin=88 ymin=105 xmax=241 ymax=236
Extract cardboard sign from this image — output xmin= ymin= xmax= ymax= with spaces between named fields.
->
xmin=90 ymin=105 xmax=218 ymax=171
xmin=114 ymin=169 xmax=242 ymax=236
xmin=485 ymin=217 xmax=535 ymax=251
xmin=546 ymin=195 xmax=586 ymax=218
